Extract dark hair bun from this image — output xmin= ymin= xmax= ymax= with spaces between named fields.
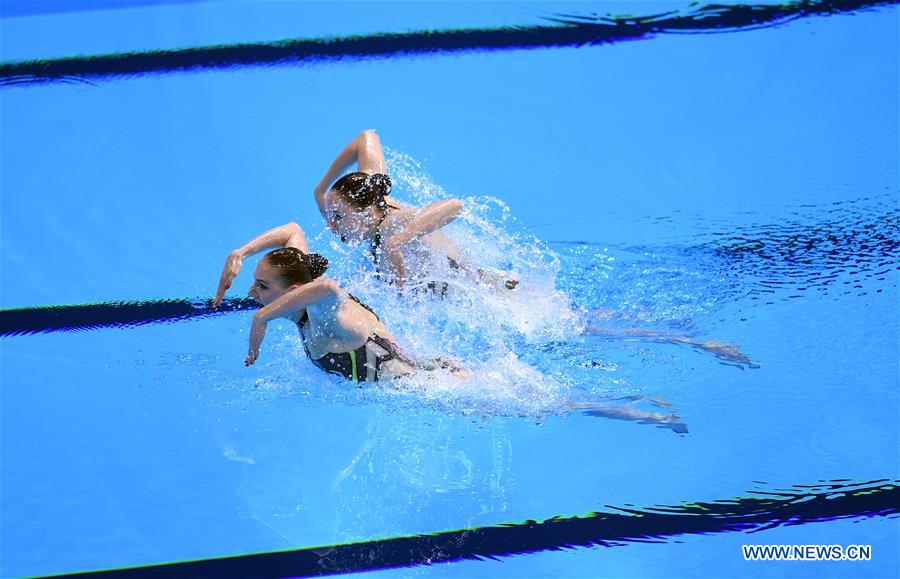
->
xmin=333 ymin=172 xmax=392 ymax=210
xmin=305 ymin=253 xmax=329 ymax=279
xmin=366 ymin=173 xmax=392 ymax=199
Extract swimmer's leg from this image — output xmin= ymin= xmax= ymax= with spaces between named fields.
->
xmin=584 ymin=324 xmax=753 ymax=365
xmin=568 ymin=401 xmax=688 ymax=434
xmin=603 ymin=394 xmax=674 ymax=409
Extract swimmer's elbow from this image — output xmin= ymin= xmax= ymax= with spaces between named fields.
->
xmin=302 ymin=278 xmax=340 ymax=303
xmin=447 ymin=199 xmax=464 ymax=216
xmin=439 ymin=199 xmax=464 ymax=224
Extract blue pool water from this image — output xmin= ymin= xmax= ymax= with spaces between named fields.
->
xmin=1 ymin=2 xmax=898 ymax=577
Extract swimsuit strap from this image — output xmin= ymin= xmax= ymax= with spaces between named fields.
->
xmin=346 ymin=292 xmax=380 ymax=322
xmin=368 ymin=334 xmax=418 ymax=368
xmin=296 ymin=312 xmax=313 ymax=358
xmin=370 ymin=203 xmax=400 ymax=271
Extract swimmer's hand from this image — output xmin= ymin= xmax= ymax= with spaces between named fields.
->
xmin=245 ymin=311 xmax=267 ymax=366
xmin=477 ymin=268 xmax=518 ymax=291
xmin=214 ymin=251 xmax=244 ymax=308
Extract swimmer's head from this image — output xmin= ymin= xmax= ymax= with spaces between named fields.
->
xmin=248 ymin=248 xmax=329 ymax=306
xmin=326 ymin=172 xmax=392 ymax=242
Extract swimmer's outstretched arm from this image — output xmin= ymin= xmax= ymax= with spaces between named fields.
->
xmin=245 ymin=279 xmax=339 ymax=365
xmin=384 ymin=199 xmax=465 ymax=287
xmin=213 ymin=222 xmax=309 ymax=307
xmin=314 ymin=129 xmax=387 ymax=217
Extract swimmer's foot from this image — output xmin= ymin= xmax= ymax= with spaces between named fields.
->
xmin=697 ymin=340 xmax=752 ymax=365
xmin=478 ymin=268 xmax=519 ymax=291
xmin=660 ymin=413 xmax=689 ymax=435
xmin=450 ymin=367 xmax=472 ymax=379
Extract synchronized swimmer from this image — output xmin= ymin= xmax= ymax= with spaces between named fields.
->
xmin=314 ymin=129 xmax=517 ymax=293
xmin=213 ymin=222 xmax=459 ymax=383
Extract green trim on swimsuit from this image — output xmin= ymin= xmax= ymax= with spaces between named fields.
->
xmin=349 ymin=349 xmax=359 ymax=383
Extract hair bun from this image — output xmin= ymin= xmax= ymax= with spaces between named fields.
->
xmin=305 ymin=253 xmax=329 ymax=279
xmin=366 ymin=173 xmax=392 ymax=198
xmin=332 ymin=172 xmax=392 ymax=211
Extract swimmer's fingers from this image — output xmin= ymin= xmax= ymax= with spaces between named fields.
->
xmin=213 ymin=253 xmax=243 ymax=308
xmin=244 ymin=351 xmax=258 ymax=366
xmin=213 ymin=281 xmax=227 ymax=308
xmin=245 ymin=313 xmax=267 ymax=366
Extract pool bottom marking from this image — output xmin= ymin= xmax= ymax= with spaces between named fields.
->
xmin=40 ymin=479 xmax=899 ymax=579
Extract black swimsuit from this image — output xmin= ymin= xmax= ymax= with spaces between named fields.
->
xmin=296 ymin=293 xmax=417 ymax=383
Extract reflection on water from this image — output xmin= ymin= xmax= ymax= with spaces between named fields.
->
xmin=332 ymin=410 xmax=513 ymax=542
xmin=711 ymin=200 xmax=899 ymax=303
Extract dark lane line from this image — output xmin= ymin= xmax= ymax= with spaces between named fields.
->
xmin=2 ymin=0 xmax=896 ymax=86
xmin=0 ymin=297 xmax=256 ymax=337
xmin=40 ymin=479 xmax=899 ymax=578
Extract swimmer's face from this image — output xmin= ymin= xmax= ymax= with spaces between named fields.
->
xmin=326 ymin=190 xmax=376 ymax=243
xmin=248 ymin=260 xmax=293 ymax=306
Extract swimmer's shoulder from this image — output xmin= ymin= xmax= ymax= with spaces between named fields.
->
xmin=303 ymin=278 xmax=342 ymax=314
xmin=381 ymin=203 xmax=417 ymax=232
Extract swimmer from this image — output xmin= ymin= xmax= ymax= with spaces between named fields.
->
xmin=212 ymin=222 xmax=460 ymax=382
xmin=586 ymin=311 xmax=753 ymax=366
xmin=313 ymin=130 xmax=517 ymax=292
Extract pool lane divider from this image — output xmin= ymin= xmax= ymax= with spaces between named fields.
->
xmin=0 ymin=297 xmax=257 ymax=337
xmin=37 ymin=479 xmax=900 ymax=578
xmin=1 ymin=0 xmax=897 ymax=86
